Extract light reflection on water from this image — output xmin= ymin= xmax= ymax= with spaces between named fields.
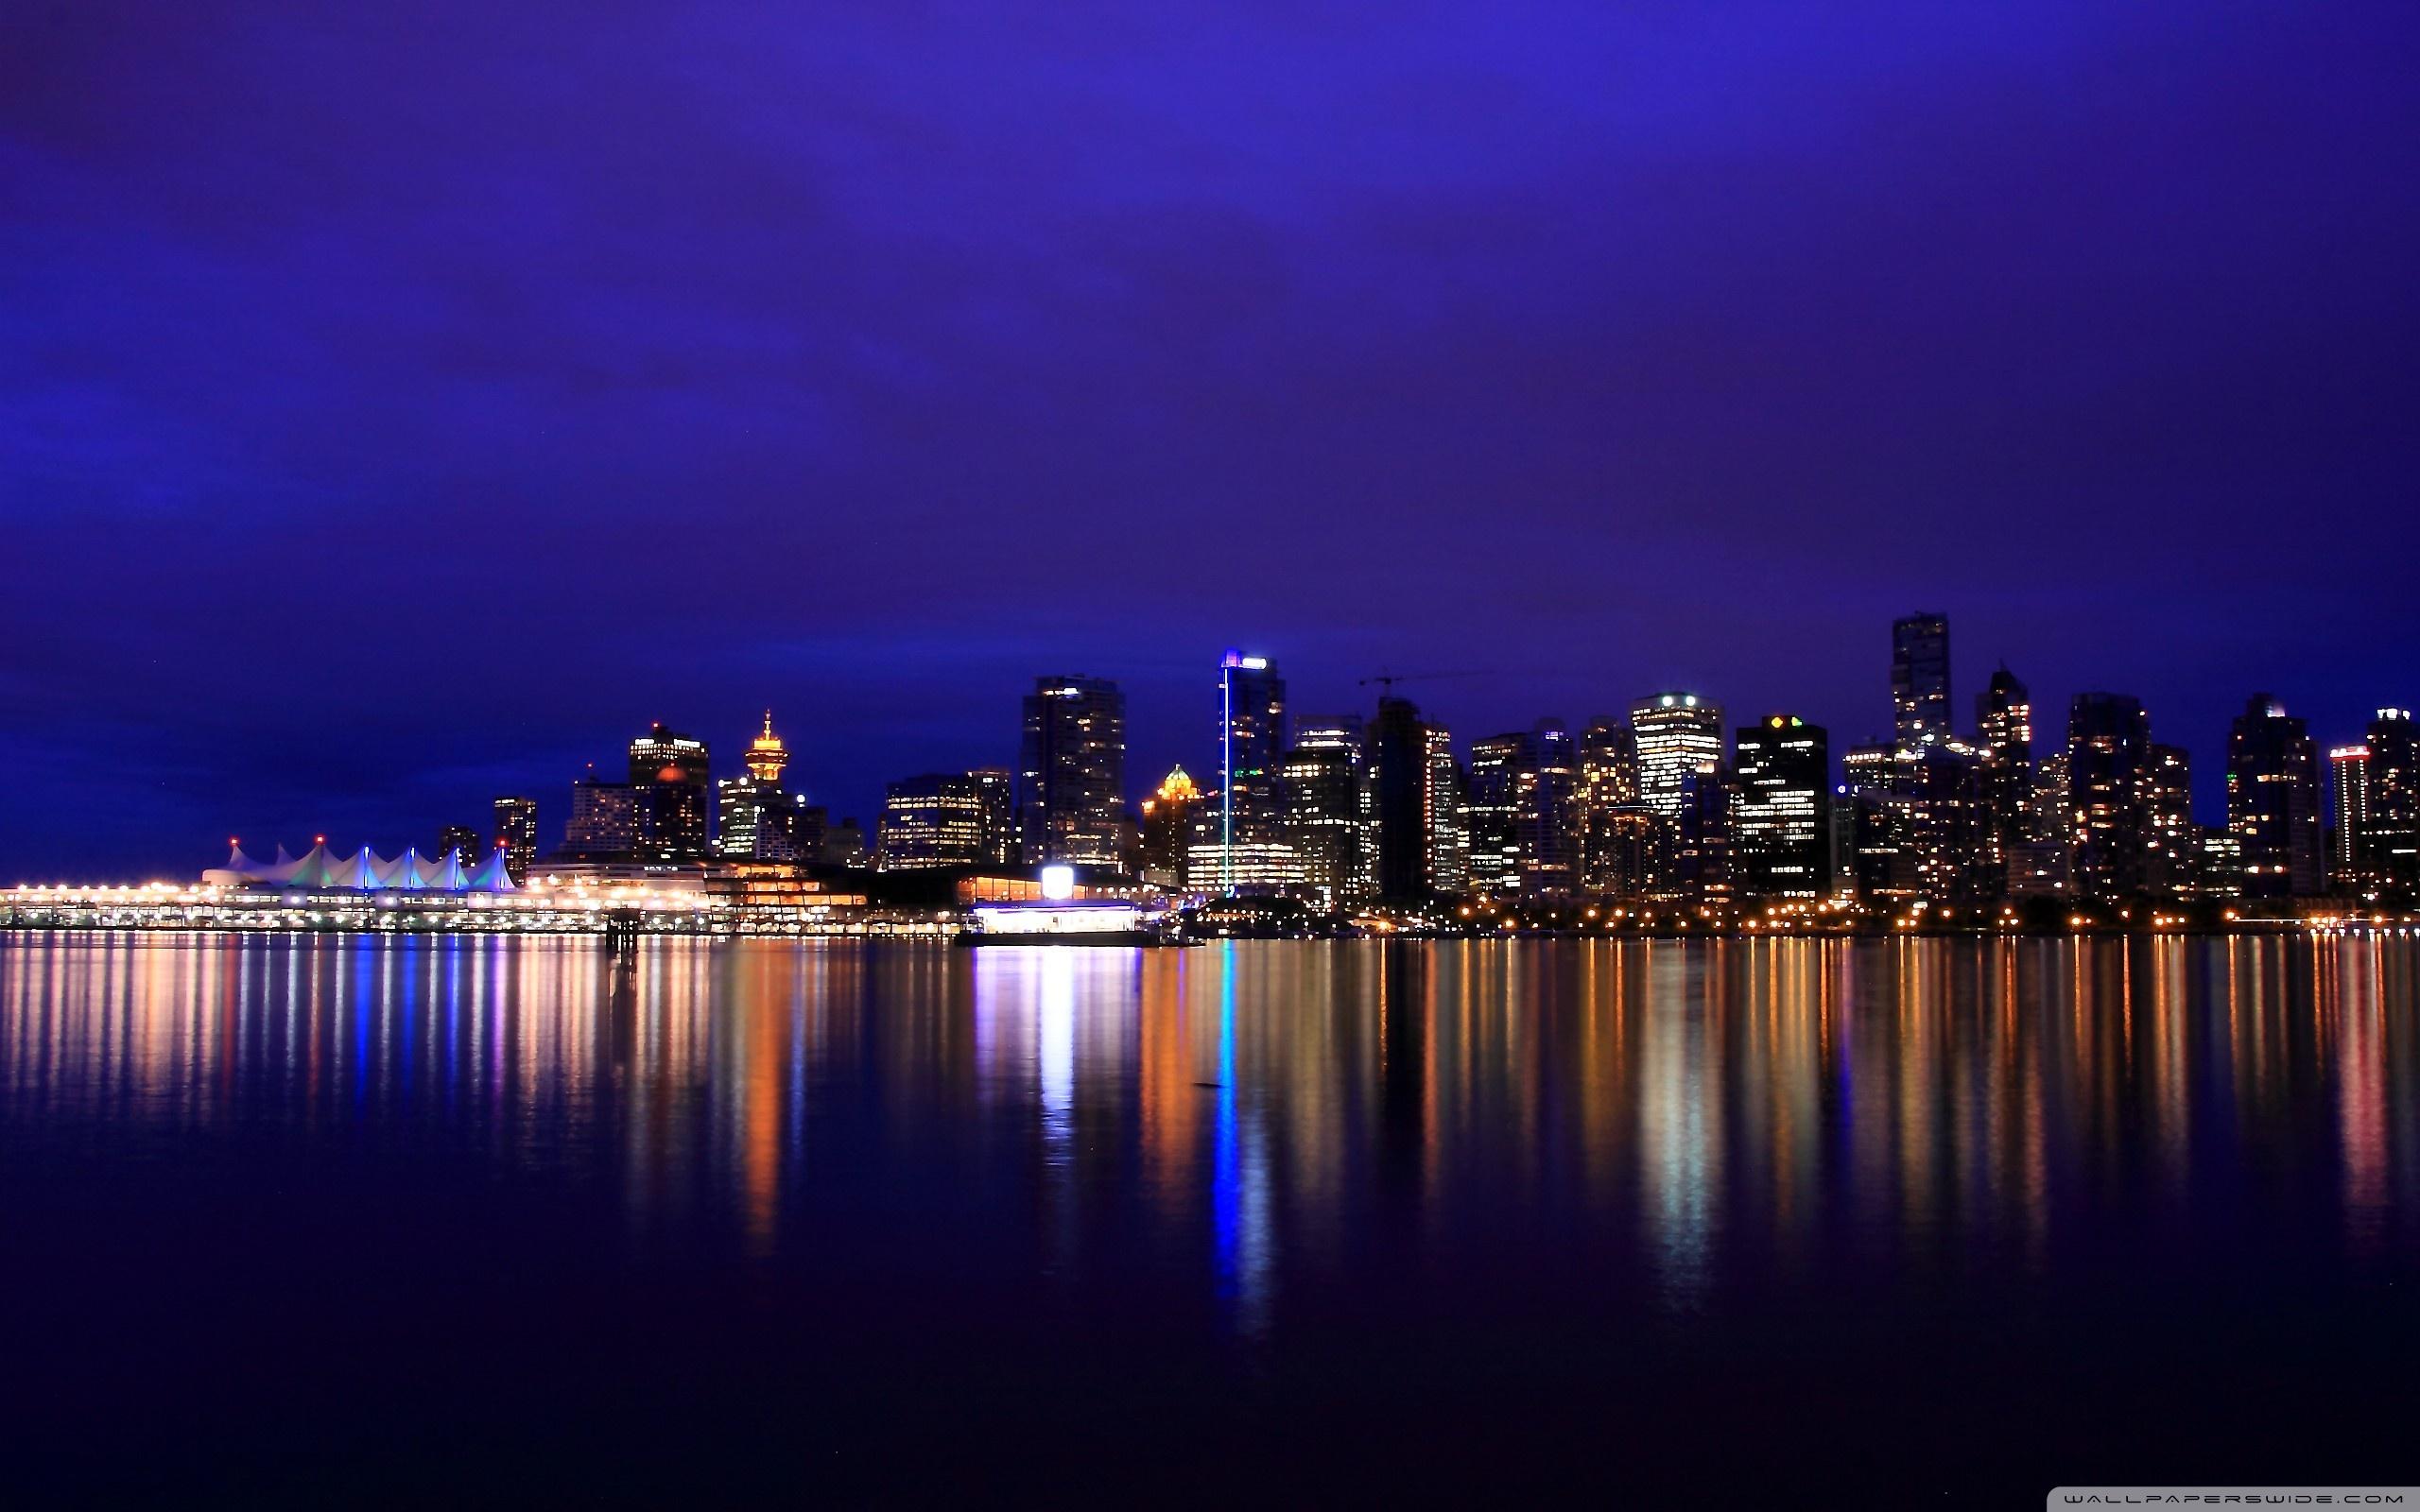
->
xmin=4 ymin=931 xmax=2419 ymax=1328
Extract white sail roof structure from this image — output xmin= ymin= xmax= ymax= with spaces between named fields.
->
xmin=205 ymin=841 xmax=516 ymax=894
xmin=462 ymin=848 xmax=514 ymax=893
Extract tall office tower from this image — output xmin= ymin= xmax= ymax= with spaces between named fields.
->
xmin=2367 ymin=708 xmax=2419 ymax=896
xmin=968 ymin=766 xmax=1018 ymax=867
xmin=563 ymin=771 xmax=639 ymax=858
xmin=492 ymin=796 xmax=538 ymax=883
xmin=1280 ymin=716 xmax=1373 ymax=907
xmin=1673 ymin=763 xmax=1733 ymax=904
xmin=1365 ymin=697 xmax=1433 ymax=898
xmin=1839 ymin=742 xmax=1911 ymax=905
xmin=875 ymin=773 xmax=989 ymax=870
xmin=1214 ymin=651 xmax=1288 ymax=893
xmin=1464 ymin=733 xmax=1522 ymax=894
xmin=2227 ymin=694 xmax=2324 ymax=899
xmin=1463 ymin=721 xmax=1577 ymax=896
xmin=2145 ymin=743 xmax=2197 ymax=895
xmin=1974 ymin=664 xmax=2033 ymax=866
xmin=1975 ymin=664 xmax=2032 ymax=752
xmin=2030 ymin=750 xmax=2072 ymax=847
xmin=2066 ymin=694 xmax=2152 ymax=900
xmin=1843 ymin=784 xmax=1916 ymax=905
xmin=1895 ymin=743 xmax=1989 ymax=904
xmin=2328 ymin=745 xmax=2372 ymax=890
xmin=717 ymin=711 xmax=812 ymax=862
xmin=1017 ymin=675 xmax=1126 ymax=868
xmin=1572 ymin=719 xmax=1659 ymax=899
xmin=1892 ymin=612 xmax=1952 ymax=748
xmin=1136 ymin=766 xmax=1202 ymax=889
xmin=1424 ymin=726 xmax=1468 ymax=894
xmin=1733 ymin=715 xmax=1830 ymax=900
xmin=1631 ymin=693 xmax=1724 ymax=826
xmin=437 ymin=824 xmax=483 ymax=866
xmin=629 ymin=722 xmax=712 ymax=862
xmin=2004 ymin=747 xmax=2075 ymax=898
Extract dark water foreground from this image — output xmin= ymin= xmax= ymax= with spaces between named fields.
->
xmin=2 ymin=933 xmax=2416 ymax=1505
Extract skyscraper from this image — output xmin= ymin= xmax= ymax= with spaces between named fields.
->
xmin=1464 ymin=732 xmax=1522 ymax=895
xmin=630 ymin=722 xmax=712 ymax=862
xmin=436 ymin=824 xmax=483 ymax=866
xmin=875 ymin=773 xmax=989 ymax=870
xmin=717 ymin=711 xmax=811 ymax=862
xmin=1894 ymin=743 xmax=1989 ymax=904
xmin=1892 ymin=613 xmax=1951 ymax=748
xmin=1630 ymin=693 xmax=1724 ymax=825
xmin=2329 ymin=744 xmax=2372 ymax=889
xmin=1137 ymin=766 xmax=1203 ymax=889
xmin=1974 ymin=664 xmax=2034 ymax=875
xmin=1365 ymin=696 xmax=1435 ymax=899
xmin=1017 ymin=675 xmax=1126 ymax=868
xmin=1280 ymin=716 xmax=1373 ymax=907
xmin=968 ymin=766 xmax=1018 ymax=867
xmin=1732 ymin=715 xmax=1830 ymax=900
xmin=2145 ymin=743 xmax=2196 ymax=895
xmin=492 ymin=795 xmax=538 ymax=883
xmin=2366 ymin=708 xmax=2419 ymax=896
xmin=2067 ymin=693 xmax=2152 ymax=900
xmin=1571 ymin=719 xmax=1659 ymax=899
xmin=2226 ymin=694 xmax=2323 ymax=899
xmin=1215 ymin=651 xmax=1288 ymax=893
xmin=1423 ymin=725 xmax=1468 ymax=895
xmin=563 ymin=771 xmax=639 ymax=859
xmin=1462 ymin=721 xmax=1576 ymax=896
xmin=1673 ymin=761 xmax=1733 ymax=904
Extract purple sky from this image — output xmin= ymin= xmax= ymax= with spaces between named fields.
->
xmin=6 ymin=2 xmax=2418 ymax=878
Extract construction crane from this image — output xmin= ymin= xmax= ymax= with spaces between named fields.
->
xmin=1358 ymin=669 xmax=1485 ymax=694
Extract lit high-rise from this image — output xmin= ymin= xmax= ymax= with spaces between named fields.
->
xmin=492 ymin=796 xmax=538 ymax=883
xmin=2366 ymin=708 xmax=2419 ymax=895
xmin=2067 ymin=693 xmax=2152 ymax=900
xmin=563 ymin=770 xmax=639 ymax=859
xmin=717 ymin=712 xmax=811 ymax=863
xmin=1215 ymin=651 xmax=1288 ymax=893
xmin=2226 ymin=694 xmax=2322 ymax=898
xmin=968 ymin=766 xmax=1017 ymax=867
xmin=2329 ymin=744 xmax=2372 ymax=889
xmin=630 ymin=722 xmax=712 ymax=862
xmin=1892 ymin=613 xmax=1951 ymax=748
xmin=1464 ymin=721 xmax=1576 ymax=896
xmin=1571 ymin=719 xmax=1658 ymax=899
xmin=1732 ymin=715 xmax=1830 ymax=900
xmin=1017 ymin=675 xmax=1126 ymax=868
xmin=1630 ymin=693 xmax=1724 ymax=825
xmin=1280 ymin=715 xmax=1373 ymax=906
xmin=875 ymin=773 xmax=989 ymax=870
xmin=1974 ymin=664 xmax=2033 ymax=875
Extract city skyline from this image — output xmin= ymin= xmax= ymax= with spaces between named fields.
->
xmin=9 ymin=613 xmax=2416 ymax=884
xmin=49 ymin=613 xmax=2405 ymax=929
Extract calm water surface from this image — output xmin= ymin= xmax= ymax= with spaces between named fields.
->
xmin=3 ymin=934 xmax=2417 ymax=1503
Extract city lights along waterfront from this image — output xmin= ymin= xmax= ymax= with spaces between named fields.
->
xmin=9 ymin=617 xmax=2419 ymax=941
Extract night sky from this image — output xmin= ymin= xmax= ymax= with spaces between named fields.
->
xmin=7 ymin=2 xmax=2418 ymax=880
